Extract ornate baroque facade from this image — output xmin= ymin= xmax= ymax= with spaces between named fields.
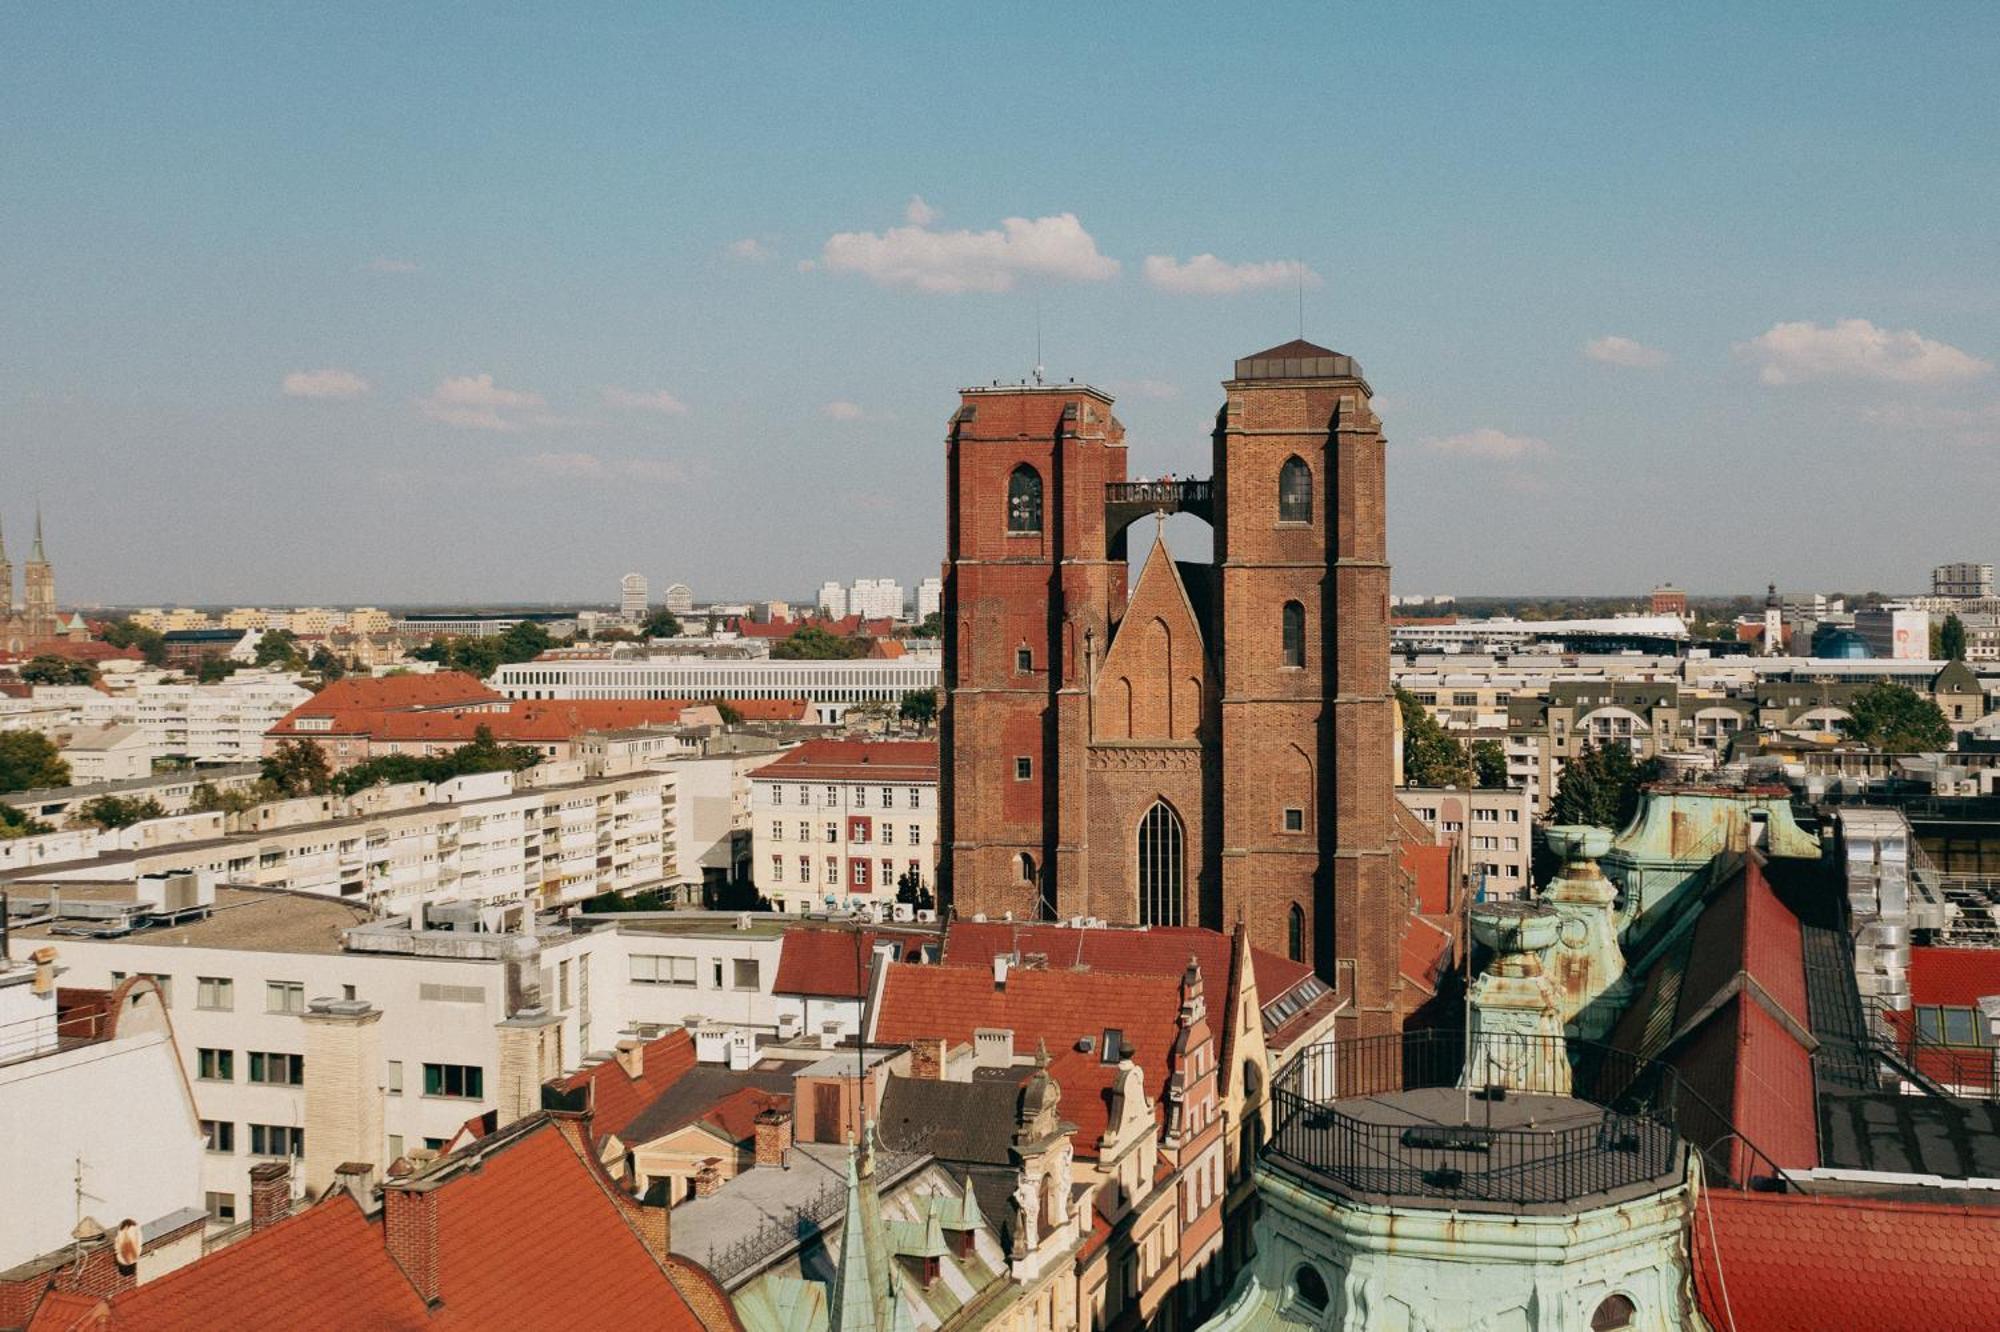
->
xmin=941 ymin=342 xmax=1402 ymax=1031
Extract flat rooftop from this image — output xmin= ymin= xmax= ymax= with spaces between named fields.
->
xmin=10 ymin=886 xmax=374 ymax=956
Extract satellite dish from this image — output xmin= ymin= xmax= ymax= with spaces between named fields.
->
xmin=113 ymin=1219 xmax=143 ymax=1267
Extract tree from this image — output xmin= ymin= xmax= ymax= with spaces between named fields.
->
xmin=495 ymin=620 xmax=553 ymax=665
xmin=1940 ymin=613 xmax=1969 ymax=663
xmin=329 ymin=724 xmax=542 ymax=795
xmin=73 ymin=794 xmax=167 ymax=830
xmin=898 ymin=688 xmax=939 ymax=732
xmin=190 ymin=780 xmax=268 ymax=814
xmin=308 ymin=645 xmax=347 ymax=683
xmin=253 ymin=629 xmax=306 ymax=671
xmin=911 ymin=611 xmax=943 ymax=640
xmin=18 ymin=655 xmax=98 ymax=687
xmin=197 ymin=654 xmax=242 ymax=683
xmin=639 ymin=608 xmax=683 ymax=639
xmin=1471 ymin=739 xmax=1509 ymax=789
xmin=1842 ymin=683 xmax=1953 ymax=752
xmin=0 ymin=802 xmax=53 ymax=839
xmin=0 ymin=730 xmax=70 ymax=793
xmin=262 ymin=738 xmax=333 ymax=797
xmin=101 ymin=619 xmax=167 ymax=667
xmin=1549 ymin=740 xmax=1654 ymax=831
xmin=771 ymin=624 xmax=868 ymax=660
xmin=895 ymin=869 xmax=935 ymax=912
xmin=714 ymin=701 xmax=744 ymax=726
xmin=1395 ymin=687 xmax=1471 ymax=787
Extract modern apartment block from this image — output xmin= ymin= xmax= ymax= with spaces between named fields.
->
xmin=749 ymin=739 xmax=938 ymax=912
xmin=1934 ymin=562 xmax=1994 ymax=600
xmin=1395 ymin=785 xmax=1535 ymax=896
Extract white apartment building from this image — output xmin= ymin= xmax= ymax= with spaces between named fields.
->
xmin=492 ymin=656 xmax=939 ymax=716
xmin=1934 ymin=562 xmax=1994 ymax=600
xmin=749 ymin=739 xmax=938 ymax=912
xmin=6 ymin=898 xmax=920 ymax=1226
xmin=662 ymin=582 xmax=695 ymax=615
xmin=59 ymin=724 xmax=152 ymax=784
xmin=916 ymin=576 xmax=943 ymax=622
xmin=0 ymin=766 xmax=675 ymax=916
xmin=1396 ymin=786 xmax=1536 ymax=896
xmin=621 ymin=573 xmax=649 ymax=619
xmin=848 ymin=577 xmax=905 ymax=621
xmin=816 ymin=581 xmax=849 ymax=618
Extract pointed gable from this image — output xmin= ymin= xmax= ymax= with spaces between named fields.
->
xmin=1094 ymin=532 xmax=1211 ymax=743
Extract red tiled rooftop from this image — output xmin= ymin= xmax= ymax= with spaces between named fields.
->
xmin=941 ymin=921 xmax=1311 ymax=1014
xmin=1693 ymin=1188 xmax=2000 ymax=1332
xmin=1400 ymin=840 xmax=1454 ymax=916
xmin=876 ymin=961 xmax=1185 ymax=1156
xmin=1909 ymin=947 xmax=2000 ymax=1007
xmin=701 ymin=1088 xmax=793 ymax=1145
xmin=555 ymin=1029 xmax=698 ymax=1142
xmin=753 ymin=738 xmax=938 ymax=784
xmin=774 ymin=928 xmax=899 ymax=999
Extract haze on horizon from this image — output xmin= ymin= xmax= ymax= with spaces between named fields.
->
xmin=4 ymin=4 xmax=1996 ymax=606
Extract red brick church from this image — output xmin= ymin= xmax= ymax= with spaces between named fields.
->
xmin=940 ymin=341 xmax=1405 ymax=1035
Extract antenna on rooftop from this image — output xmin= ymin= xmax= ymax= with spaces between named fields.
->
xmin=1032 ymin=290 xmax=1044 ymax=386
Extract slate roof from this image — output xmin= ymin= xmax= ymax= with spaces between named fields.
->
xmin=1692 ymin=1188 xmax=2000 ymax=1332
xmin=878 ymin=1074 xmax=1027 ymax=1166
xmin=619 ymin=1063 xmax=797 ymax=1149
xmin=875 ymin=962 xmax=1183 ymax=1157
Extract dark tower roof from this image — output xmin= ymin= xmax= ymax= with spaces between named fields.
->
xmin=1232 ymin=339 xmax=1366 ymax=385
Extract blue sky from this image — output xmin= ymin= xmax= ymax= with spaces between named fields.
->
xmin=4 ymin=4 xmax=1996 ymax=605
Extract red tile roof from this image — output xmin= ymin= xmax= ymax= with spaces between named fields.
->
xmin=1692 ymin=1188 xmax=2000 ymax=1332
xmin=941 ymin=921 xmax=1311 ymax=1014
xmin=427 ymin=1122 xmax=705 ymax=1329
xmin=1400 ymin=840 xmax=1454 ymax=916
xmin=555 ymin=1029 xmax=698 ymax=1143
xmin=701 ymin=1087 xmax=793 ymax=1145
xmin=876 ymin=961 xmax=1185 ymax=1156
xmin=774 ymin=928 xmax=897 ymax=999
xmin=752 ymin=738 xmax=938 ymax=784
xmin=42 ymin=1194 xmax=431 ymax=1330
xmin=1909 ymin=947 xmax=2000 ymax=1007
xmin=1399 ymin=913 xmax=1454 ymax=1000
xmin=273 ymin=695 xmax=808 ymax=745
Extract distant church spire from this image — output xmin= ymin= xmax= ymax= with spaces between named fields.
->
xmin=30 ymin=507 xmax=45 ymax=563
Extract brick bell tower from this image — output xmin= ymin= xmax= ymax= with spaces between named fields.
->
xmin=1214 ymin=341 xmax=1398 ymax=1031
xmin=941 ymin=383 xmax=1126 ymax=921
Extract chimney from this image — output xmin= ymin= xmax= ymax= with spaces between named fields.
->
xmin=694 ymin=1161 xmax=725 ymax=1197
xmin=383 ymin=1183 xmax=442 ymax=1306
xmin=754 ymin=1106 xmax=793 ymax=1168
xmin=908 ymin=1036 xmax=945 ymax=1080
xmin=991 ymin=954 xmax=1009 ymax=990
xmin=333 ymin=1161 xmax=376 ymax=1205
xmin=615 ymin=1037 xmax=645 ymax=1080
xmin=31 ymin=945 xmax=58 ymax=997
xmin=633 ymin=1179 xmax=672 ymax=1261
xmin=248 ymin=1161 xmax=292 ymax=1231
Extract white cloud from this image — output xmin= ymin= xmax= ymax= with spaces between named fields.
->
xmin=420 ymin=373 xmax=546 ymax=431
xmin=1583 ymin=335 xmax=1669 ymax=368
xmin=819 ymin=210 xmax=1118 ymax=294
xmin=1424 ymin=428 xmax=1551 ymax=462
xmin=281 ymin=368 xmax=369 ymax=399
xmin=1141 ymin=254 xmax=1321 ymax=296
xmin=821 ymin=400 xmax=866 ymax=421
xmin=726 ymin=237 xmax=771 ymax=262
xmin=524 ymin=452 xmax=684 ymax=483
xmin=603 ymin=386 xmax=689 ymax=415
xmin=904 ymin=195 xmax=940 ymax=226
xmin=1736 ymin=318 xmax=1991 ymax=386
xmin=362 ymin=257 xmax=419 ymax=273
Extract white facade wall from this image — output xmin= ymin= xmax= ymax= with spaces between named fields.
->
xmin=491 ymin=656 xmax=939 ymax=707
xmin=849 ymin=578 xmax=905 ymax=621
xmin=817 ymin=582 xmax=849 ymax=618
xmin=751 ymin=769 xmax=937 ymax=913
xmin=916 ymin=577 xmax=943 ymax=622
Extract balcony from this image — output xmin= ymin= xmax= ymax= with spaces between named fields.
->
xmin=1104 ymin=479 xmax=1213 ymax=553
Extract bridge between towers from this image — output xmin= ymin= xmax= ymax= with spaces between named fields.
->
xmin=1105 ymin=478 xmax=1212 ymax=559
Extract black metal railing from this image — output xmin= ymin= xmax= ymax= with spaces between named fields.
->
xmin=1852 ymin=998 xmax=2000 ymax=1102
xmin=1104 ymin=479 xmax=1212 ymax=508
xmin=1271 ymin=1030 xmax=1799 ymax=1200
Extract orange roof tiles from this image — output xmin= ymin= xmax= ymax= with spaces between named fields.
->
xmin=876 ymin=961 xmax=1185 ymax=1156
xmin=1909 ymin=947 xmax=2000 ymax=1007
xmin=1693 ymin=1188 xmax=2000 ymax=1332
xmin=754 ymin=738 xmax=938 ymax=784
xmin=941 ymin=921 xmax=1311 ymax=1013
xmin=554 ymin=1029 xmax=698 ymax=1143
xmin=774 ymin=928 xmax=898 ymax=999
xmin=700 ymin=1088 xmax=793 ymax=1145
xmin=50 ymin=1194 xmax=431 ymax=1330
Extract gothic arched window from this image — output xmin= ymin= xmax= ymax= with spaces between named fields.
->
xmin=1282 ymin=601 xmax=1306 ymax=668
xmin=1138 ymin=801 xmax=1184 ymax=926
xmin=1007 ymin=465 xmax=1043 ymax=534
xmin=1288 ymin=903 xmax=1305 ymax=962
xmin=1278 ymin=456 xmax=1312 ymax=523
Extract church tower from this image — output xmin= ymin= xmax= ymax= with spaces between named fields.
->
xmin=24 ymin=510 xmax=56 ymax=640
xmin=0 ymin=517 xmax=13 ymax=619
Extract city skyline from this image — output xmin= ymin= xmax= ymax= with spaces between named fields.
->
xmin=6 ymin=4 xmax=1998 ymax=603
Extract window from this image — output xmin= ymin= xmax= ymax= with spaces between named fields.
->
xmin=909 ymin=787 xmax=922 ymax=809
xmin=825 ymin=822 xmax=838 ymax=843
xmin=854 ymin=787 xmax=867 ymax=809
xmin=732 ymin=959 xmax=760 ymax=990
xmin=1283 ymin=807 xmax=1304 ymax=833
xmin=201 ymin=1120 xmax=235 ymax=1153
xmin=631 ymin=954 xmax=697 ymax=987
xmin=422 ymin=1063 xmax=484 ymax=1099
xmin=388 ymin=1134 xmax=405 ymax=1160
xmin=248 ymin=1052 xmax=305 ymax=1086
xmin=908 ymin=825 xmax=921 ymax=846
xmin=1292 ymin=1264 xmax=1329 ymax=1313
xmin=386 ymin=1060 xmax=404 ymax=1095
xmin=771 ymin=785 xmax=782 ymax=806
xmin=853 ymin=861 xmax=869 ymax=886
xmin=1007 ymin=464 xmax=1043 ymax=533
xmin=879 ymin=823 xmax=894 ymax=844
xmin=881 ymin=859 xmax=895 ymax=885
xmin=205 ymin=1191 xmax=236 ymax=1224
xmin=1288 ymin=903 xmax=1305 ymax=963
xmin=249 ymin=1124 xmax=304 ymax=1157
xmin=198 ymin=1048 xmax=234 ymax=1081
xmin=1100 ymin=1029 xmax=1123 ymax=1064
xmin=1015 ymin=646 xmax=1033 ymax=673
xmin=1015 ymin=756 xmax=1033 ymax=781
xmin=907 ymin=860 xmax=921 ymax=885
xmin=418 ymin=982 xmax=485 ymax=1005
xmin=1591 ymin=1294 xmax=1636 ymax=1331
xmin=881 ymin=786 xmax=894 ymax=807
xmin=825 ymin=785 xmax=838 ymax=805
xmin=771 ymin=855 xmax=784 ymax=882
xmin=825 ymin=857 xmax=838 ymax=885
xmin=1281 ymin=602 xmax=1305 ymax=668
xmin=265 ymin=981 xmax=304 ymax=1015
xmin=1137 ymin=801 xmax=1184 ymax=926
xmin=197 ymin=976 xmax=234 ymax=1011
xmin=798 ymin=856 xmax=811 ymax=882
xmin=771 ymin=820 xmax=783 ymax=841
xmin=798 ymin=821 xmax=812 ymax=841
xmin=849 ymin=817 xmax=870 ymax=843
xmin=1915 ymin=1005 xmax=1990 ymax=1046
xmin=1278 ymin=456 xmax=1312 ymax=523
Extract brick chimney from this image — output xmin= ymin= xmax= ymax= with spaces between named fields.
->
xmin=693 ymin=1161 xmax=725 ymax=1197
xmin=754 ymin=1106 xmax=793 ymax=1168
xmin=248 ymin=1161 xmax=291 ymax=1231
xmin=634 ymin=1179 xmax=671 ymax=1261
xmin=383 ymin=1183 xmax=442 ymax=1306
xmin=908 ymin=1037 xmax=945 ymax=1080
